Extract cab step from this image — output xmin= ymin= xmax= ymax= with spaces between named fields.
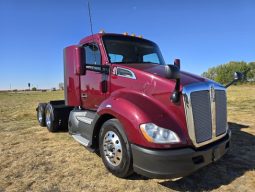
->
xmin=72 ymin=134 xmax=90 ymax=146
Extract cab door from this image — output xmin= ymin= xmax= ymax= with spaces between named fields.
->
xmin=80 ymin=42 xmax=107 ymax=110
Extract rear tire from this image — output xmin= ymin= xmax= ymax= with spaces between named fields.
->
xmin=37 ymin=103 xmax=47 ymax=127
xmin=45 ymin=103 xmax=59 ymax=132
xmin=99 ymin=119 xmax=133 ymax=178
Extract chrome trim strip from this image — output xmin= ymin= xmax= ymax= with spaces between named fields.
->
xmin=116 ymin=67 xmax=136 ymax=79
xmin=182 ymin=82 xmax=227 ymax=147
xmin=210 ymin=84 xmax=217 ymax=139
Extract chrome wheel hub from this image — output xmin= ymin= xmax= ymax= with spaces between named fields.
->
xmin=45 ymin=110 xmax=51 ymax=127
xmin=103 ymin=131 xmax=123 ymax=166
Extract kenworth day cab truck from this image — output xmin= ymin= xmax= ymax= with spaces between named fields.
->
xmin=36 ymin=32 xmax=242 ymax=179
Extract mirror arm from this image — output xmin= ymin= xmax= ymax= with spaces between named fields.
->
xmin=225 ymin=79 xmax=238 ymax=88
xmin=164 ymin=59 xmax=181 ymax=103
xmin=170 ymin=59 xmax=181 ymax=103
xmin=171 ymin=78 xmax=180 ymax=103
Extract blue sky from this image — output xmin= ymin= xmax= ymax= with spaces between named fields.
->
xmin=0 ymin=0 xmax=254 ymax=90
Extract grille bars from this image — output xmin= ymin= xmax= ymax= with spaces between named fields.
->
xmin=182 ymin=82 xmax=227 ymax=148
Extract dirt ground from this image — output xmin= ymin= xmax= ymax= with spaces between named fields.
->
xmin=0 ymin=85 xmax=254 ymax=192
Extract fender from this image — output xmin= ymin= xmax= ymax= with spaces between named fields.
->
xmin=95 ymin=88 xmax=189 ymax=149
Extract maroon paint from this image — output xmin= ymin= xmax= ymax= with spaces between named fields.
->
xmin=64 ymin=45 xmax=82 ymax=106
xmin=65 ymin=33 xmax=211 ymax=149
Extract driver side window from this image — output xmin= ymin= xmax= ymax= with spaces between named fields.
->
xmin=84 ymin=43 xmax=101 ymax=65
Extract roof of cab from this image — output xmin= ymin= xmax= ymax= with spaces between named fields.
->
xmin=79 ymin=33 xmax=153 ymax=45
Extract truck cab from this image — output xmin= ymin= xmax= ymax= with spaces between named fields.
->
xmin=37 ymin=32 xmax=232 ymax=179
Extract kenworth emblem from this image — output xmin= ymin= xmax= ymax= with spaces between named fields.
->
xmin=210 ymin=85 xmax=215 ymax=102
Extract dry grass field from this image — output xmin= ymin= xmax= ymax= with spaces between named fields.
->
xmin=0 ymin=85 xmax=254 ymax=192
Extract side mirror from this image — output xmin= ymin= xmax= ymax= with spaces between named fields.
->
xmin=165 ymin=65 xmax=180 ymax=79
xmin=174 ymin=59 xmax=180 ymax=69
xmin=234 ymin=72 xmax=243 ymax=81
xmin=225 ymin=71 xmax=243 ymax=88
xmin=73 ymin=46 xmax=85 ymax=75
xmin=165 ymin=59 xmax=181 ymax=103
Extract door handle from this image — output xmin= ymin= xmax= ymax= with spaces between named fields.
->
xmin=81 ymin=93 xmax=88 ymax=99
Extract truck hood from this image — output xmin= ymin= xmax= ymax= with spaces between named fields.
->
xmin=121 ymin=64 xmax=208 ymax=86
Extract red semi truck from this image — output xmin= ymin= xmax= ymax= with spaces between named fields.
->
xmin=37 ymin=32 xmax=242 ymax=179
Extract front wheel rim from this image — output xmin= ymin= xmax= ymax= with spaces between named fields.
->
xmin=103 ymin=130 xmax=123 ymax=166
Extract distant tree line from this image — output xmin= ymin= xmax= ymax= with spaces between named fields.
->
xmin=201 ymin=61 xmax=255 ymax=84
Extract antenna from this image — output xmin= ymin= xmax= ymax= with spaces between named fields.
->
xmin=87 ymin=0 xmax=97 ymax=64
xmin=88 ymin=1 xmax=94 ymax=38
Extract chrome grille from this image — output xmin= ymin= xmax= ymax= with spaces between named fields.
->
xmin=183 ymin=82 xmax=227 ymax=147
xmin=190 ymin=91 xmax=212 ymax=143
xmin=215 ymin=90 xmax=227 ymax=136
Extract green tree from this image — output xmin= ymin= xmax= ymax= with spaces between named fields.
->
xmin=202 ymin=61 xmax=254 ymax=84
xmin=247 ymin=62 xmax=255 ymax=81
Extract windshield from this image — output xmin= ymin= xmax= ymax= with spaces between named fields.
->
xmin=103 ymin=35 xmax=165 ymax=65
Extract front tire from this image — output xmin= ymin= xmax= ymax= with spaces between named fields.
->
xmin=99 ymin=119 xmax=133 ymax=178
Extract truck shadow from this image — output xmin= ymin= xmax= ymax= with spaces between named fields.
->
xmin=157 ymin=122 xmax=255 ymax=191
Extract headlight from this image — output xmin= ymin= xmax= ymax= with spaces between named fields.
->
xmin=140 ymin=123 xmax=180 ymax=144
